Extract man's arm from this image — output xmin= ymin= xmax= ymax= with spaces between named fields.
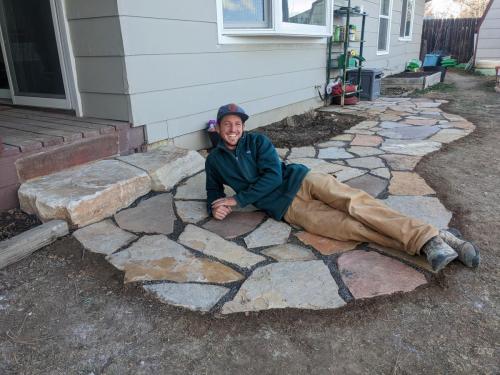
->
xmin=233 ymin=135 xmax=282 ymax=207
xmin=205 ymin=160 xmax=226 ymax=216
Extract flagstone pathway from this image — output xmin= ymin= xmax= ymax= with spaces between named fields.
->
xmin=20 ymin=98 xmax=476 ymax=314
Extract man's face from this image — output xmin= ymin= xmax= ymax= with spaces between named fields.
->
xmin=217 ymin=114 xmax=244 ymax=150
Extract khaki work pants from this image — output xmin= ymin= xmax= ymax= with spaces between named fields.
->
xmin=284 ymin=172 xmax=438 ymax=255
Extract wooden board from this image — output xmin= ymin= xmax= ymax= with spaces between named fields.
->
xmin=0 ymin=117 xmax=84 ymax=142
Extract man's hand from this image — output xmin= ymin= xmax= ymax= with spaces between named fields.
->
xmin=211 ymin=197 xmax=238 ymax=221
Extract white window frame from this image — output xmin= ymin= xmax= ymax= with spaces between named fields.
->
xmin=377 ymin=0 xmax=393 ymax=55
xmin=216 ymin=0 xmax=334 ymax=44
xmin=399 ymin=0 xmax=415 ymax=41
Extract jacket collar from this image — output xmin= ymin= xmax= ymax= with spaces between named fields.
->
xmin=216 ymin=132 xmax=247 ymax=154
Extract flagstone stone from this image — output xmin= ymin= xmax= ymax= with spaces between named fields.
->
xmin=296 ymin=231 xmax=359 ymax=255
xmin=350 ymin=134 xmax=383 ymax=147
xmin=288 ymin=158 xmax=344 ymax=174
xmin=347 ymin=157 xmax=385 ymax=169
xmin=221 ymin=261 xmax=346 ymax=314
xmin=402 ymin=118 xmax=438 ymax=126
xmin=261 ymin=243 xmax=317 ymax=261
xmin=338 ymin=250 xmax=427 ymax=299
xmin=380 ymin=140 xmax=442 ymax=156
xmin=316 ymin=140 xmax=347 ymax=148
xmin=332 ymin=164 xmax=367 ymax=182
xmin=317 ymin=147 xmax=355 ymax=160
xmin=377 ymin=125 xmax=440 ymax=140
xmin=344 ymin=129 xmax=374 ymax=135
xmin=178 ymin=225 xmax=265 ymax=268
xmin=443 ymin=113 xmax=466 ymax=121
xmin=380 ymin=121 xmax=411 ymax=129
xmin=244 ymin=219 xmax=291 ymax=248
xmin=175 ymin=173 xmax=206 ymax=200
xmin=415 ymin=102 xmax=441 ymax=108
xmin=368 ymin=243 xmax=435 ymax=273
xmin=330 ymin=134 xmax=354 ymax=141
xmin=353 ymin=120 xmax=379 ymax=129
xmin=115 ymin=194 xmax=175 ymax=235
xmin=202 ymin=211 xmax=266 ymax=239
xmin=370 ymin=167 xmax=391 ymax=179
xmin=429 ymin=129 xmax=469 ymax=144
xmin=107 ymin=235 xmax=244 ymax=283
xmin=345 ymin=174 xmax=388 ymax=197
xmin=289 ymin=146 xmax=316 ymax=158
xmin=175 ymin=200 xmax=209 ymax=223
xmin=379 ymin=154 xmax=422 ymax=170
xmin=143 ymin=283 xmax=229 ymax=312
xmin=347 ymin=146 xmax=384 ymax=157
xmin=389 ymin=172 xmax=436 ymax=196
xmin=379 ymin=115 xmax=402 ymax=122
xmin=18 ymin=159 xmax=152 ymax=228
xmin=73 ymin=219 xmax=137 ymax=255
xmin=449 ymin=121 xmax=475 ymax=130
xmin=117 ymin=145 xmax=204 ymax=191
xmin=380 ymin=196 xmax=452 ymax=229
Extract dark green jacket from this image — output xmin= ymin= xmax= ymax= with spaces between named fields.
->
xmin=205 ymin=132 xmax=309 ymax=220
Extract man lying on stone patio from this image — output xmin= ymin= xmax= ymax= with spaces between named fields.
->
xmin=205 ymin=103 xmax=480 ymax=272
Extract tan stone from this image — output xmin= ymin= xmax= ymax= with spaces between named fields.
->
xmin=18 ymin=160 xmax=151 ymax=228
xmin=402 ymin=118 xmax=438 ymax=126
xmin=350 ymin=134 xmax=383 ymax=147
xmin=429 ymin=129 xmax=469 ymax=144
xmin=107 ymin=235 xmax=244 ymax=283
xmin=295 ymin=231 xmax=359 ymax=255
xmin=330 ymin=134 xmax=355 ymax=141
xmin=449 ymin=121 xmax=475 ymax=130
xmin=379 ymin=154 xmax=422 ymax=171
xmin=117 ymin=145 xmax=205 ymax=191
xmin=389 ymin=172 xmax=436 ymax=196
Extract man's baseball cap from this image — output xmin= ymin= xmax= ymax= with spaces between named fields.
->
xmin=216 ymin=103 xmax=249 ymax=124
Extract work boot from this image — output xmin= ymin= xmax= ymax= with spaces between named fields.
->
xmin=421 ymin=236 xmax=458 ymax=272
xmin=439 ymin=229 xmax=480 ymax=268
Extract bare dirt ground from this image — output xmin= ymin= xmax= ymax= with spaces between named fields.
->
xmin=0 ymin=72 xmax=498 ymax=374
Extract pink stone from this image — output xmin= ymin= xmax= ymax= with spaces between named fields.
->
xmin=350 ymin=134 xmax=383 ymax=147
xmin=295 ymin=231 xmax=359 ymax=255
xmin=338 ymin=250 xmax=427 ymax=299
xmin=202 ymin=211 xmax=266 ymax=239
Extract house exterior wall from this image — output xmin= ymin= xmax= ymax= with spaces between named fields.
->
xmin=64 ymin=0 xmax=425 ymax=149
xmin=476 ymin=0 xmax=500 ymax=60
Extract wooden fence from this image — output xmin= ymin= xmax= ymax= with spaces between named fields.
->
xmin=420 ymin=18 xmax=479 ymax=63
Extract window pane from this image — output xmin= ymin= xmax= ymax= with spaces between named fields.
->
xmin=282 ymin=0 xmax=326 ymax=26
xmin=223 ymin=0 xmax=270 ymax=28
xmin=400 ymin=0 xmax=407 ymax=37
xmin=378 ymin=18 xmax=389 ymax=51
xmin=380 ymin=0 xmax=391 ymax=16
xmin=405 ymin=0 xmax=414 ymax=36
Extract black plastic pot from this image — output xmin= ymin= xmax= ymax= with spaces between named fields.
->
xmin=423 ymin=66 xmax=447 ymax=83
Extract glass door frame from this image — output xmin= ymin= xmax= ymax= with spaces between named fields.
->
xmin=0 ymin=0 xmax=81 ymax=112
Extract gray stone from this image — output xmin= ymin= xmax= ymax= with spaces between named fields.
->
xmin=289 ymin=146 xmax=316 ymax=159
xmin=18 ymin=160 xmax=151 ymax=228
xmin=221 ymin=261 xmax=346 ymax=314
xmin=175 ymin=200 xmax=209 ymax=223
xmin=344 ymin=129 xmax=374 ymax=135
xmin=380 ymin=154 xmax=422 ymax=170
xmin=178 ymin=225 xmax=265 ymax=268
xmin=317 ymin=147 xmax=354 ymax=160
xmin=316 ymin=140 xmax=347 ymax=148
xmin=380 ymin=121 xmax=410 ymax=129
xmin=429 ymin=129 xmax=469 ymax=144
xmin=202 ymin=211 xmax=266 ymax=239
xmin=371 ymin=167 xmax=391 ymax=179
xmin=107 ymin=235 xmax=244 ymax=283
xmin=379 ymin=196 xmax=452 ymax=229
xmin=288 ymin=158 xmax=344 ymax=174
xmin=115 ymin=194 xmax=175 ymax=235
xmin=380 ymin=140 xmax=442 ymax=156
xmin=261 ymin=244 xmax=316 ymax=262
xmin=345 ymin=174 xmax=388 ymax=197
xmin=350 ymin=120 xmax=379 ymax=129
xmin=244 ymin=219 xmax=291 ymax=248
xmin=73 ymin=219 xmax=137 ymax=255
xmin=347 ymin=157 xmax=385 ymax=169
xmin=331 ymin=164 xmax=367 ymax=182
xmin=143 ymin=283 xmax=229 ymax=312
xmin=175 ymin=173 xmax=206 ymax=200
xmin=347 ymin=146 xmax=384 ymax=157
xmin=377 ymin=125 xmax=440 ymax=140
xmin=117 ymin=145 xmax=205 ymax=191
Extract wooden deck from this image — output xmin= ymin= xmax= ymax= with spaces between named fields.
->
xmin=0 ymin=104 xmax=145 ymax=211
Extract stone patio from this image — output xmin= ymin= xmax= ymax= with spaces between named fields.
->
xmin=21 ymin=98 xmax=476 ymax=314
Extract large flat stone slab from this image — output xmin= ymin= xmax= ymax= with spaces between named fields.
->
xmin=380 ymin=140 xmax=442 ymax=156
xmin=346 ymin=157 xmax=385 ymax=170
xmin=350 ymin=134 xmax=383 ymax=147
xmin=73 ymin=219 xmax=137 ymax=255
xmin=338 ymin=250 xmax=427 ymax=299
xmin=377 ymin=125 xmax=440 ymax=140
xmin=261 ymin=243 xmax=316 ymax=262
xmin=379 ymin=196 xmax=452 ymax=229
xmin=178 ymin=225 xmax=265 ymax=268
xmin=117 ymin=145 xmax=204 ymax=191
xmin=380 ymin=154 xmax=422 ymax=171
xmin=288 ymin=158 xmax=344 ymax=175
xmin=295 ymin=231 xmax=359 ymax=255
xmin=317 ymin=147 xmax=354 ymax=160
xmin=347 ymin=146 xmax=384 ymax=157
xmin=18 ymin=160 xmax=152 ymax=228
xmin=143 ymin=283 xmax=229 ymax=312
xmin=174 ymin=173 xmax=206 ymax=200
xmin=388 ymin=172 xmax=435 ymax=196
xmin=221 ymin=261 xmax=346 ymax=314
xmin=244 ymin=219 xmax=291 ymax=248
xmin=107 ymin=235 xmax=244 ymax=283
xmin=202 ymin=211 xmax=266 ymax=239
xmin=345 ymin=174 xmax=388 ymax=197
xmin=332 ymin=164 xmax=367 ymax=182
xmin=289 ymin=146 xmax=316 ymax=158
xmin=429 ymin=129 xmax=469 ymax=144
xmin=175 ymin=200 xmax=209 ymax=223
xmin=114 ymin=194 xmax=175 ymax=234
